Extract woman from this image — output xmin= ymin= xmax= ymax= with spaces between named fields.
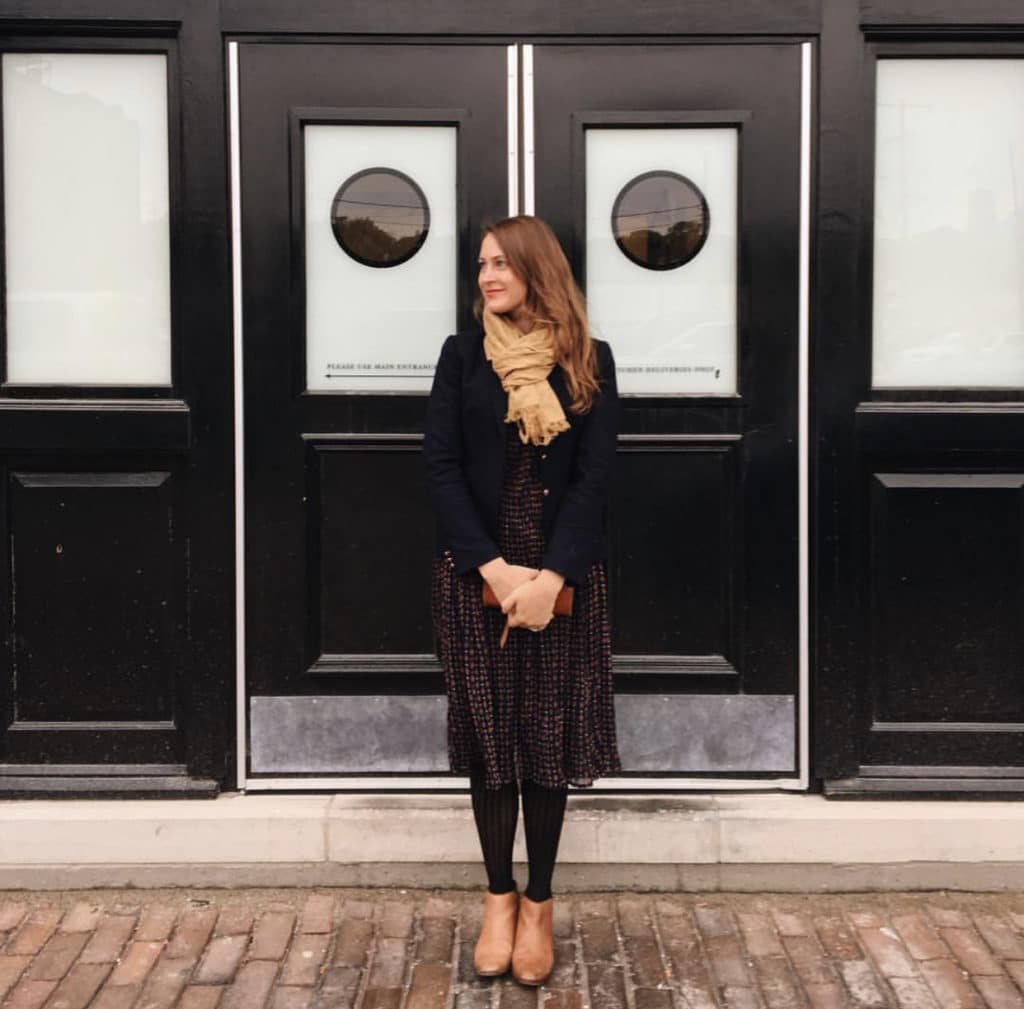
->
xmin=423 ymin=215 xmax=620 ymax=985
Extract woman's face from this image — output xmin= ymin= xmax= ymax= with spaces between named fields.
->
xmin=478 ymin=232 xmax=528 ymax=320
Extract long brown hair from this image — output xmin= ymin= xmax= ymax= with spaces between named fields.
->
xmin=474 ymin=215 xmax=601 ymax=414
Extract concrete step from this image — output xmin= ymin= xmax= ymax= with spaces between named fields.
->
xmin=3 ymin=791 xmax=1024 ymax=891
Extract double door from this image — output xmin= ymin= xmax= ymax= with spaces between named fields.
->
xmin=237 ymin=40 xmax=807 ymax=785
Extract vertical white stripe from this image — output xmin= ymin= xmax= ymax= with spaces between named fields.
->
xmin=507 ymin=45 xmax=519 ymax=216
xmin=798 ymin=41 xmax=813 ymax=791
xmin=228 ymin=41 xmax=248 ymax=792
xmin=522 ymin=44 xmax=535 ymax=215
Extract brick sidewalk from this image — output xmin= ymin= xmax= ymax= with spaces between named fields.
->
xmin=3 ymin=889 xmax=1024 ymax=1009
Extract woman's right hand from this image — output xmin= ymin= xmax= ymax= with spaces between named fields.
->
xmin=478 ymin=557 xmax=539 ymax=604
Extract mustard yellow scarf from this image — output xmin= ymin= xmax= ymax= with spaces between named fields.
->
xmin=482 ymin=307 xmax=570 ymax=446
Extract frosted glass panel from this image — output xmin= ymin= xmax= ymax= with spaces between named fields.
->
xmin=873 ymin=59 xmax=1024 ymax=388
xmin=3 ymin=53 xmax=171 ymax=385
xmin=305 ymin=125 xmax=457 ymax=392
xmin=587 ymin=128 xmax=737 ymax=396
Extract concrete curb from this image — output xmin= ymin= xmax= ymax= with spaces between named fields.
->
xmin=2 ymin=791 xmax=1023 ymax=891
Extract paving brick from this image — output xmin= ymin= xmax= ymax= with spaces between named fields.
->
xmin=273 ymin=987 xmax=314 ymax=1009
xmin=940 ymin=928 xmax=1004 ymax=976
xmin=752 ymin=953 xmax=802 ymax=1009
xmin=782 ymin=934 xmax=835 ymax=984
xmin=499 ymin=980 xmax=538 ymax=1009
xmin=456 ymin=990 xmax=493 ymax=1009
xmin=858 ymin=926 xmax=917 ymax=978
xmin=135 ymin=905 xmax=179 ymax=943
xmin=214 ymin=907 xmax=255 ymax=937
xmin=179 ymin=987 xmax=224 ymax=1009
xmin=340 ymin=900 xmax=376 ymax=921
xmin=379 ymin=902 xmax=414 ymax=939
xmin=362 ymin=987 xmax=403 ymax=1009
xmin=975 ymin=975 xmax=1024 ymax=1009
xmin=694 ymin=905 xmax=735 ymax=939
xmin=580 ymin=916 xmax=618 ymax=962
xmin=406 ymin=961 xmax=451 ymax=1009
xmin=59 ymin=902 xmax=103 ymax=934
xmin=4 ymin=978 xmax=58 ymax=1009
xmin=80 ymin=915 xmax=136 ymax=964
xmin=49 ymin=965 xmax=116 ymax=1009
xmin=576 ymin=899 xmax=613 ymax=919
xmin=220 ymin=959 xmax=278 ymax=1009
xmin=889 ymin=975 xmax=942 ymax=1009
xmin=108 ymin=940 xmax=165 ymax=986
xmin=417 ymin=917 xmax=454 ymax=963
xmin=849 ymin=912 xmax=885 ymax=929
xmin=973 ymin=914 xmax=1024 ymax=960
xmin=804 ymin=981 xmax=848 ymax=1009
xmin=546 ymin=939 xmax=577 ymax=989
xmin=250 ymin=910 xmax=297 ymax=961
xmin=553 ymin=902 xmax=574 ymax=939
xmin=771 ymin=910 xmax=810 ymax=937
xmin=542 ymin=990 xmax=583 ymax=1009
xmin=587 ymin=961 xmax=626 ymax=1009
xmin=704 ymin=933 xmax=753 ymax=988
xmin=660 ymin=913 xmax=717 ymax=1009
xmin=737 ymin=913 xmax=784 ymax=957
xmin=422 ymin=897 xmax=457 ymax=919
xmin=0 ymin=955 xmax=31 ymax=999
xmin=1006 ymin=961 xmax=1024 ymax=991
xmin=893 ymin=914 xmax=949 ymax=961
xmin=919 ymin=958 xmax=984 ymax=1009
xmin=720 ymin=986 xmax=762 ymax=1009
xmin=615 ymin=897 xmax=652 ymax=938
xmin=7 ymin=908 xmax=61 ymax=956
xmin=633 ymin=989 xmax=672 ymax=1009
xmin=281 ymin=931 xmax=330 ymax=986
xmin=166 ymin=906 xmax=219 ymax=963
xmin=623 ymin=936 xmax=665 ymax=987
xmin=837 ymin=959 xmax=890 ymax=1008
xmin=26 ymin=930 xmax=89 ymax=980
xmin=813 ymin=913 xmax=863 ymax=961
xmin=135 ymin=956 xmax=194 ymax=1009
xmin=928 ymin=907 xmax=973 ymax=929
xmin=0 ymin=902 xmax=28 ymax=932
xmin=315 ymin=966 xmax=362 ymax=1009
xmin=367 ymin=936 xmax=408 ymax=988
xmin=301 ymin=895 xmax=336 ymax=935
xmin=91 ymin=986 xmax=142 ymax=1009
xmin=194 ymin=934 xmax=249 ymax=984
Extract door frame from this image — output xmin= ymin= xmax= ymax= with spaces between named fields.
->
xmin=227 ymin=37 xmax=813 ymax=793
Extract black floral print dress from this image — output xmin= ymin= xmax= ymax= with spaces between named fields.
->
xmin=431 ymin=423 xmax=621 ymax=791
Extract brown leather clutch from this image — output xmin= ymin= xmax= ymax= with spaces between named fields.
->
xmin=482 ymin=582 xmax=574 ymax=616
xmin=482 ymin=581 xmax=575 ymax=649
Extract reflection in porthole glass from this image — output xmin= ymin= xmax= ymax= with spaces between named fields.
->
xmin=611 ymin=170 xmax=709 ymax=270
xmin=331 ymin=167 xmax=430 ymax=268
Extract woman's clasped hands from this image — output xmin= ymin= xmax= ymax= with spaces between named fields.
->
xmin=479 ymin=557 xmax=566 ymax=633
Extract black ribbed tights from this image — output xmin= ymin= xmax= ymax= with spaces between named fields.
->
xmin=469 ymin=766 xmax=568 ymax=902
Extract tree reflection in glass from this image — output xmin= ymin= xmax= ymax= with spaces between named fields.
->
xmin=611 ymin=171 xmax=709 ymax=271
xmin=331 ymin=167 xmax=430 ymax=268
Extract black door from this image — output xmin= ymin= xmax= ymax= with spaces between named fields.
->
xmin=241 ymin=40 xmax=807 ymax=783
xmin=532 ymin=43 xmax=806 ymax=777
xmin=239 ymin=41 xmax=509 ymax=779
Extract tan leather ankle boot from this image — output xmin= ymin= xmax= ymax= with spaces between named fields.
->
xmin=511 ymin=895 xmax=554 ymax=985
xmin=474 ymin=890 xmax=519 ymax=976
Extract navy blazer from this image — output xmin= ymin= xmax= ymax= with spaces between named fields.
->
xmin=423 ymin=326 xmax=619 ymax=586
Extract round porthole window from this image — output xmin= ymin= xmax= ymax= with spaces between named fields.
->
xmin=611 ymin=170 xmax=710 ymax=270
xmin=331 ymin=167 xmax=430 ymax=268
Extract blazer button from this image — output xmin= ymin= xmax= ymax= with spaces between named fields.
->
xmin=542 ymin=487 xmax=550 ymax=496
xmin=541 ymin=453 xmax=548 ymax=460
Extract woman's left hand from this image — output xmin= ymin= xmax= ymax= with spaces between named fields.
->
xmin=501 ymin=569 xmax=566 ymax=631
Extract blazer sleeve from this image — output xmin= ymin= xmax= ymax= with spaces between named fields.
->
xmin=541 ymin=341 xmax=620 ymax=584
xmin=423 ymin=334 xmax=502 ymax=575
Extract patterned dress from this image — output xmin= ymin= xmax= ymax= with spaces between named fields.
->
xmin=431 ymin=423 xmax=621 ymax=791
